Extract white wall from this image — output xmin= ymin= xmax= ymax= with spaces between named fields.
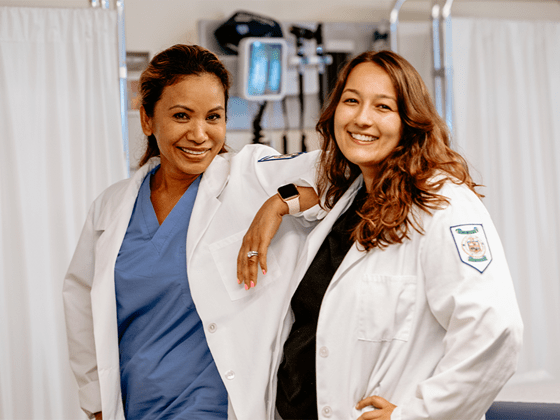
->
xmin=3 ymin=0 xmax=559 ymax=56
xmin=120 ymin=0 xmax=560 ymax=56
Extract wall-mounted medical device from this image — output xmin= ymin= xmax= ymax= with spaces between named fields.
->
xmin=237 ymin=37 xmax=288 ymax=101
xmin=214 ymin=11 xmax=283 ymax=54
xmin=198 ymin=18 xmax=386 ymax=136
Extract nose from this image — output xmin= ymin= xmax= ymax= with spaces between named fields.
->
xmin=188 ymin=120 xmax=208 ymax=144
xmin=354 ymin=105 xmax=374 ymax=127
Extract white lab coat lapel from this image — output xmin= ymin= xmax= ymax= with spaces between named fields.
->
xmin=186 ymin=154 xmax=230 ymax=267
xmin=269 ymin=175 xmax=367 ymax=410
xmin=297 ymin=175 xmax=365 ymax=275
xmin=89 ymin=159 xmax=159 ymax=418
xmin=276 ymin=175 xmax=367 ymax=331
xmin=312 ymin=176 xmax=369 ymax=290
xmin=91 ymin=159 xmax=159 ymax=340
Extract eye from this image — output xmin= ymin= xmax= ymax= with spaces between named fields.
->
xmin=207 ymin=113 xmax=223 ymax=122
xmin=342 ymin=97 xmax=358 ymax=105
xmin=377 ymin=103 xmax=393 ymax=111
xmin=173 ymin=112 xmax=189 ymax=120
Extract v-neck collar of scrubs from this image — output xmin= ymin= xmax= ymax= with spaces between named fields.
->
xmin=115 ymin=165 xmax=227 ymax=419
xmin=138 ymin=166 xmax=202 ymax=254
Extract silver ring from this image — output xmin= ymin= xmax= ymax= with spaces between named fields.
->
xmin=247 ymin=251 xmax=259 ymax=258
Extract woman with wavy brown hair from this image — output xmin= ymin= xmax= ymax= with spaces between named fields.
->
xmin=315 ymin=50 xmax=481 ymax=251
xmin=239 ymin=50 xmax=523 ymax=420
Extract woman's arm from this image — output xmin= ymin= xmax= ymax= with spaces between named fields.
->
xmin=400 ymin=186 xmax=523 ymax=419
xmin=237 ymin=186 xmax=319 ymax=289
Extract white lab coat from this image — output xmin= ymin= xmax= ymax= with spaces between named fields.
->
xmin=63 ymin=144 xmax=320 ymax=420
xmin=269 ymin=176 xmax=523 ymax=420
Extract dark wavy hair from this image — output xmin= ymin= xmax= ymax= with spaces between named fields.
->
xmin=316 ymin=50 xmax=481 ymax=250
xmin=138 ymin=44 xmax=231 ymax=167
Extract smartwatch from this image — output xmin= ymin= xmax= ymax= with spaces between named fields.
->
xmin=277 ymin=183 xmax=300 ymax=215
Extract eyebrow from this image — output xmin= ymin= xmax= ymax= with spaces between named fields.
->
xmin=342 ymin=88 xmax=397 ymax=102
xmin=169 ymin=105 xmax=225 ymax=112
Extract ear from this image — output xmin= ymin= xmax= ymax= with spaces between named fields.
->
xmin=139 ymin=106 xmax=153 ymax=137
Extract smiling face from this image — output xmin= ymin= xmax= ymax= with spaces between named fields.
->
xmin=140 ymin=72 xmax=226 ymax=184
xmin=333 ymin=62 xmax=402 ymax=190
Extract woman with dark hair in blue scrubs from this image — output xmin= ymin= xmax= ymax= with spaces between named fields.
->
xmin=63 ymin=44 xmax=320 ymax=420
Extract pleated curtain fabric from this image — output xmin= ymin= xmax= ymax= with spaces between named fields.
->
xmin=452 ymin=17 xmax=560 ymax=387
xmin=0 ymin=6 xmax=127 ymax=419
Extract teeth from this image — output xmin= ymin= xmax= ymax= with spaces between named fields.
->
xmin=180 ymin=147 xmax=206 ymax=155
xmin=350 ymin=133 xmax=377 ymax=142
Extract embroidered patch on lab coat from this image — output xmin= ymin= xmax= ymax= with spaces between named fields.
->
xmin=450 ymin=224 xmax=492 ymax=273
xmin=258 ymin=152 xmax=305 ymax=162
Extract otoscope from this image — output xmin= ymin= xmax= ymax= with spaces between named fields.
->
xmin=314 ymin=23 xmax=326 ymax=109
xmin=252 ymin=101 xmax=268 ymax=144
xmin=289 ymin=25 xmax=314 ymax=152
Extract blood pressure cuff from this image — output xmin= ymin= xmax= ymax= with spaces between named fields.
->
xmin=214 ymin=11 xmax=283 ymax=54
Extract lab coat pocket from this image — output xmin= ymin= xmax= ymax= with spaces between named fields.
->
xmin=209 ymin=231 xmax=281 ymax=301
xmin=357 ymin=274 xmax=416 ymax=342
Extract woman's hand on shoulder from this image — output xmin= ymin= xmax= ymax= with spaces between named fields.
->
xmin=237 ymin=186 xmax=319 ymax=290
xmin=356 ymin=395 xmax=396 ymax=420
xmin=237 ymin=194 xmax=287 ymax=289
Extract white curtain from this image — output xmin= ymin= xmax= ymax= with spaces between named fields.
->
xmin=0 ymin=6 xmax=127 ymax=419
xmin=452 ymin=18 xmax=560 ymax=386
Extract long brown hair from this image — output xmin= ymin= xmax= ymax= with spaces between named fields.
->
xmin=316 ymin=50 xmax=481 ymax=250
xmin=138 ymin=44 xmax=231 ymax=167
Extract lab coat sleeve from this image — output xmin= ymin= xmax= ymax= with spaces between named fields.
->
xmin=249 ymin=145 xmax=320 ymax=193
xmin=62 ymin=202 xmax=102 ymax=418
xmin=249 ymin=144 xmax=324 ymax=222
xmin=398 ymin=185 xmax=523 ymax=420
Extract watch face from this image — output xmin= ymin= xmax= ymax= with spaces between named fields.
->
xmin=278 ymin=183 xmax=299 ymax=200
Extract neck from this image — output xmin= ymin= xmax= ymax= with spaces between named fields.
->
xmin=361 ymin=167 xmax=379 ymax=194
xmin=150 ymin=164 xmax=199 ymax=198
xmin=149 ymin=164 xmax=200 ymax=225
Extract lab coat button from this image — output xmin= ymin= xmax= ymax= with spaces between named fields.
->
xmin=225 ymin=370 xmax=235 ymax=380
xmin=319 ymin=346 xmax=329 ymax=358
xmin=321 ymin=406 xmax=332 ymax=417
xmin=208 ymin=323 xmax=217 ymax=333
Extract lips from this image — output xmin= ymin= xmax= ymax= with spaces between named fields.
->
xmin=350 ymin=132 xmax=378 ymax=142
xmin=178 ymin=147 xmax=209 ymax=155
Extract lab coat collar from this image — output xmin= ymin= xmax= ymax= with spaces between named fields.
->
xmin=294 ymin=174 xmax=369 ymax=295
xmin=330 ymin=175 xmax=371 ymax=279
xmin=114 ymin=155 xmax=232 ymax=266
xmin=299 ymin=175 xmax=365 ymax=274
xmin=94 ymin=158 xmax=159 ymax=231
xmin=186 ymin=153 xmax=230 ymax=265
xmin=94 ymin=155 xmax=230 ymax=232
xmin=198 ymin=152 xmax=230 ymax=198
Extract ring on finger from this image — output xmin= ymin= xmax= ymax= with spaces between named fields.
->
xmin=247 ymin=251 xmax=259 ymax=258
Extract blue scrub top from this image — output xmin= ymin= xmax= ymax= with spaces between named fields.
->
xmin=115 ymin=166 xmax=227 ymax=420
